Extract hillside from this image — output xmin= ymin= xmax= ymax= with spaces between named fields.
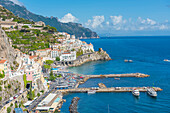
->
xmin=0 ymin=0 xmax=99 ymax=38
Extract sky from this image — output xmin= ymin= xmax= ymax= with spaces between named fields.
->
xmin=10 ymin=0 xmax=170 ymax=36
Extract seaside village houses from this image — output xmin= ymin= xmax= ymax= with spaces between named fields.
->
xmin=29 ymin=32 xmax=94 ymax=61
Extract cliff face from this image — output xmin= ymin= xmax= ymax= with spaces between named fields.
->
xmin=0 ymin=29 xmax=16 ymax=65
xmin=69 ymin=48 xmax=111 ymax=67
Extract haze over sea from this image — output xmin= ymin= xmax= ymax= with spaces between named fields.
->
xmin=61 ymin=36 xmax=170 ymax=113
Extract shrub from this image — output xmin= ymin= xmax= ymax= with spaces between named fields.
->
xmin=15 ymin=103 xmax=18 ymax=108
xmin=7 ymin=107 xmax=11 ymax=113
xmin=56 ymin=57 xmax=60 ymax=61
xmin=10 ymin=103 xmax=13 ymax=107
xmin=37 ymin=93 xmax=40 ymax=97
xmin=8 ymin=84 xmax=11 ymax=89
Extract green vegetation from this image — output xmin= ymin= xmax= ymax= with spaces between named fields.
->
xmin=7 ymin=107 xmax=11 ymax=113
xmin=10 ymin=103 xmax=13 ymax=107
xmin=0 ymin=96 xmax=2 ymax=101
xmin=28 ymin=87 xmax=34 ymax=100
xmin=0 ymin=86 xmax=2 ymax=91
xmin=44 ymin=65 xmax=51 ymax=69
xmin=37 ymin=93 xmax=40 ymax=97
xmin=76 ymin=49 xmax=83 ymax=57
xmin=56 ymin=57 xmax=60 ymax=61
xmin=45 ymin=60 xmax=54 ymax=65
xmin=55 ymin=74 xmax=62 ymax=78
xmin=15 ymin=103 xmax=18 ymax=108
xmin=0 ymin=71 xmax=5 ymax=79
xmin=8 ymin=84 xmax=11 ymax=89
xmin=22 ymin=25 xmax=29 ymax=28
xmin=6 ymin=30 xmax=54 ymax=52
xmin=40 ymin=90 xmax=44 ymax=93
xmin=49 ymin=70 xmax=55 ymax=81
xmin=23 ymin=74 xmax=31 ymax=88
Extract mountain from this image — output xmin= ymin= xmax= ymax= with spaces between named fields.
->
xmin=0 ymin=0 xmax=99 ymax=38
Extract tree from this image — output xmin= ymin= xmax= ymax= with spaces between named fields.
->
xmin=28 ymin=87 xmax=33 ymax=100
xmin=37 ymin=93 xmax=40 ymax=97
xmin=56 ymin=57 xmax=60 ymax=61
xmin=49 ymin=70 xmax=55 ymax=81
xmin=48 ymin=27 xmax=57 ymax=33
xmin=15 ymin=103 xmax=18 ymax=108
xmin=45 ymin=60 xmax=54 ymax=65
xmin=7 ymin=107 xmax=11 ymax=113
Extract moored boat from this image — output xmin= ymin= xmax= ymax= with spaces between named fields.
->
xmin=164 ymin=59 xmax=170 ymax=62
xmin=147 ymin=88 xmax=157 ymax=97
xmin=88 ymin=90 xmax=96 ymax=94
xmin=132 ymin=89 xmax=140 ymax=97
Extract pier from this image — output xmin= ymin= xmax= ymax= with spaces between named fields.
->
xmin=79 ymin=73 xmax=150 ymax=84
xmin=56 ymin=87 xmax=162 ymax=93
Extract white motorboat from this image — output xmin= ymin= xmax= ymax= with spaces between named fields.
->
xmin=164 ymin=59 xmax=170 ymax=62
xmin=88 ymin=90 xmax=96 ymax=94
xmin=132 ymin=89 xmax=140 ymax=97
xmin=147 ymin=88 xmax=157 ymax=97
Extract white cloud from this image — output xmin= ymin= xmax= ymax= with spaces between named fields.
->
xmin=84 ymin=15 xmax=170 ymax=33
xmin=110 ymin=15 xmax=123 ymax=25
xmin=138 ymin=17 xmax=156 ymax=25
xmin=159 ymin=25 xmax=168 ymax=30
xmin=85 ymin=16 xmax=105 ymax=28
xmin=146 ymin=18 xmax=156 ymax=25
xmin=9 ymin=0 xmax=23 ymax=6
xmin=59 ymin=13 xmax=78 ymax=23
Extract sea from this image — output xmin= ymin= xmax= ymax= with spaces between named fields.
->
xmin=60 ymin=36 xmax=170 ymax=113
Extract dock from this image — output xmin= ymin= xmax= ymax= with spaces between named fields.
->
xmin=79 ymin=73 xmax=150 ymax=84
xmin=56 ymin=87 xmax=162 ymax=93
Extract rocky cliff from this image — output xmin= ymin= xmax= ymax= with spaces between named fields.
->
xmin=69 ymin=48 xmax=111 ymax=67
xmin=0 ymin=28 xmax=16 ymax=65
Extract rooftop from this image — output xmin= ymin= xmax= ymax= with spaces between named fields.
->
xmin=0 ymin=60 xmax=7 ymax=64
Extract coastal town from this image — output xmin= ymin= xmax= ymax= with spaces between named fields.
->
xmin=0 ymin=4 xmax=163 ymax=113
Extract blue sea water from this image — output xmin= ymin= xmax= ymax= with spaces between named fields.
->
xmin=60 ymin=36 xmax=170 ymax=113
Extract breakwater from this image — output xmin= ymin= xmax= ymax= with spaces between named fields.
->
xmin=79 ymin=73 xmax=150 ymax=84
xmin=69 ymin=97 xmax=80 ymax=113
xmin=56 ymin=87 xmax=162 ymax=93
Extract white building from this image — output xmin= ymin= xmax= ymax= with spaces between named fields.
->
xmin=60 ymin=51 xmax=76 ymax=61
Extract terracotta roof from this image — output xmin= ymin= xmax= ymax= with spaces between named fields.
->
xmin=89 ymin=43 xmax=93 ymax=46
xmin=29 ymin=56 xmax=37 ymax=59
xmin=0 ymin=60 xmax=7 ymax=64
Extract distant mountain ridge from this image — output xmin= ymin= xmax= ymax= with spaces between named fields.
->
xmin=0 ymin=0 xmax=99 ymax=39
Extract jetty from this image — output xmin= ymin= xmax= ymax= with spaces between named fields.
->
xmin=79 ymin=73 xmax=150 ymax=84
xmin=56 ymin=87 xmax=162 ymax=93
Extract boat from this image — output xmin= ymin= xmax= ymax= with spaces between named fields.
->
xmin=129 ymin=60 xmax=133 ymax=62
xmin=88 ymin=90 xmax=96 ymax=94
xmin=114 ymin=78 xmax=120 ymax=80
xmin=124 ymin=59 xmax=133 ymax=62
xmin=147 ymin=88 xmax=157 ymax=97
xmin=132 ymin=89 xmax=140 ymax=97
xmin=124 ymin=59 xmax=128 ymax=62
xmin=164 ymin=59 xmax=170 ymax=62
